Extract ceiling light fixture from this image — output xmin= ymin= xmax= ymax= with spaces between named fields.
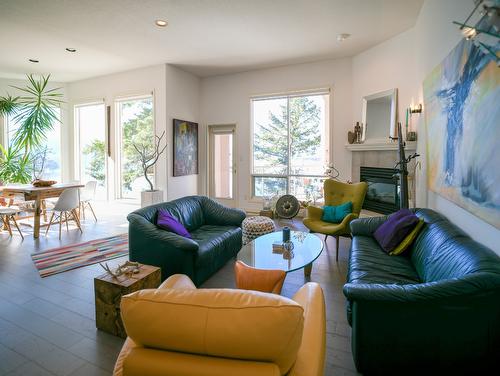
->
xmin=155 ymin=19 xmax=168 ymax=27
xmin=66 ymin=48 xmax=77 ymax=52
xmin=28 ymin=58 xmax=39 ymax=63
xmin=337 ymin=33 xmax=351 ymax=42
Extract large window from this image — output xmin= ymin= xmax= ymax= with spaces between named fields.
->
xmin=117 ymin=96 xmax=154 ymax=199
xmin=252 ymin=92 xmax=329 ymax=200
xmin=6 ymin=108 xmax=62 ymax=182
xmin=75 ymin=103 xmax=107 ymax=200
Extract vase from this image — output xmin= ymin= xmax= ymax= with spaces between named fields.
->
xmin=140 ymin=190 xmax=164 ymax=208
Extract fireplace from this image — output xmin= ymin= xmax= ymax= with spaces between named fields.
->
xmin=360 ymin=166 xmax=400 ymax=214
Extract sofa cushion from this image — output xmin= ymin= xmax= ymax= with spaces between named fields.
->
xmin=120 ymin=287 xmax=304 ymax=376
xmin=373 ymin=209 xmax=419 ymax=253
xmin=157 ymin=209 xmax=192 ymax=238
xmin=191 ymin=225 xmax=242 ymax=284
xmin=322 ymin=201 xmax=352 ymax=223
xmin=348 ymin=236 xmax=421 ymax=285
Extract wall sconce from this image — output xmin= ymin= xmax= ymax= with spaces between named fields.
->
xmin=453 ymin=0 xmax=500 ymax=66
xmin=410 ymin=104 xmax=422 ymax=114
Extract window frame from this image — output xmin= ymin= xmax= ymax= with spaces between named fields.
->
xmin=250 ymin=89 xmax=330 ymax=199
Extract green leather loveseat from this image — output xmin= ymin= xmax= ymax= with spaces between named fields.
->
xmin=344 ymin=208 xmax=500 ymax=374
xmin=127 ymin=196 xmax=246 ymax=285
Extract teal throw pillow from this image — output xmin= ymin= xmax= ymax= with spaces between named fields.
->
xmin=322 ymin=202 xmax=353 ymax=223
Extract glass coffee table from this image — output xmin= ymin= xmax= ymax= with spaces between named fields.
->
xmin=237 ymin=231 xmax=324 ymax=277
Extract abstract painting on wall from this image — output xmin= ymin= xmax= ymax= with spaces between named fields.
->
xmin=423 ymin=38 xmax=500 ymax=229
xmin=173 ymin=119 xmax=198 ymax=176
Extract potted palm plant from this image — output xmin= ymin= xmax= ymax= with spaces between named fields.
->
xmin=133 ymin=131 xmax=167 ymax=207
xmin=0 ymin=74 xmax=63 ymax=184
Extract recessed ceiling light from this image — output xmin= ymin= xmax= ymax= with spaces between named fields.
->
xmin=66 ymin=48 xmax=77 ymax=52
xmin=28 ymin=58 xmax=39 ymax=63
xmin=155 ymin=19 xmax=168 ymax=27
xmin=337 ymin=33 xmax=351 ymax=42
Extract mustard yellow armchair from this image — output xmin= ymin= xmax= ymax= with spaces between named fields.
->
xmin=114 ymin=274 xmax=326 ymax=376
xmin=303 ymin=180 xmax=367 ymax=261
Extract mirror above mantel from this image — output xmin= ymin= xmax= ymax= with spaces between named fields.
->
xmin=361 ymin=88 xmax=397 ymax=143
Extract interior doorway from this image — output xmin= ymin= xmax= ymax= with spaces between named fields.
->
xmin=208 ymin=124 xmax=237 ymax=207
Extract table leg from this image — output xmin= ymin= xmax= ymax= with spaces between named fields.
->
xmin=304 ymin=263 xmax=313 ymax=277
xmin=34 ymin=197 xmax=41 ymax=239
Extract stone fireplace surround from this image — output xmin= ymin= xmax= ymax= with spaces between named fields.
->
xmin=348 ymin=143 xmax=417 ymax=209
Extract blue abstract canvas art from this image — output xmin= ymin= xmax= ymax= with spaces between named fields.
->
xmin=423 ymin=39 xmax=500 ymax=228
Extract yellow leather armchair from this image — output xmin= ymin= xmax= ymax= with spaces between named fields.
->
xmin=303 ymin=179 xmax=367 ymax=261
xmin=113 ymin=274 xmax=326 ymax=376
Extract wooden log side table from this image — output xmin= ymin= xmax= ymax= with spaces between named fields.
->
xmin=94 ymin=264 xmax=161 ymax=338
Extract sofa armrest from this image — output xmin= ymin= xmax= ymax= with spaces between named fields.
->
xmin=127 ymin=214 xmax=199 ymax=281
xmin=289 ymin=283 xmax=326 ymax=376
xmin=202 ymin=197 xmax=246 ymax=227
xmin=305 ymin=206 xmax=323 ymax=221
xmin=159 ymin=274 xmax=197 ymax=290
xmin=349 ymin=215 xmax=388 ymax=236
xmin=343 ymin=273 xmax=500 ymax=303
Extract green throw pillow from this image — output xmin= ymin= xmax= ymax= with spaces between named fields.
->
xmin=322 ymin=201 xmax=353 ymax=223
xmin=389 ymin=219 xmax=425 ymax=256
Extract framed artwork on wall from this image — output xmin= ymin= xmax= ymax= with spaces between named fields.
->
xmin=423 ymin=38 xmax=500 ymax=229
xmin=173 ymin=118 xmax=198 ymax=177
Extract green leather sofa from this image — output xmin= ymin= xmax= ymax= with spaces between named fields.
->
xmin=127 ymin=196 xmax=246 ymax=285
xmin=344 ymin=208 xmax=500 ymax=374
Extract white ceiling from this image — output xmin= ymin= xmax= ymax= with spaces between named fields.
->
xmin=0 ymin=0 xmax=423 ymax=82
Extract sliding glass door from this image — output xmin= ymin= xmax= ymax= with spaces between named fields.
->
xmin=116 ymin=96 xmax=154 ymax=199
xmin=75 ymin=103 xmax=107 ymax=200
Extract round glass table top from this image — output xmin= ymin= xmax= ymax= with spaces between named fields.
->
xmin=237 ymin=231 xmax=324 ymax=273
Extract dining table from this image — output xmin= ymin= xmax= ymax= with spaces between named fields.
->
xmin=0 ymin=182 xmax=85 ymax=239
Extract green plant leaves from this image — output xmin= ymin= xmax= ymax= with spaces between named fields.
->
xmin=0 ymin=94 xmax=19 ymax=116
xmin=11 ymin=74 xmax=63 ymax=151
xmin=0 ymin=144 xmax=32 ymax=184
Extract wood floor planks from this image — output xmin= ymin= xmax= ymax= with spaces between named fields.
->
xmin=0 ymin=202 xmax=361 ymax=375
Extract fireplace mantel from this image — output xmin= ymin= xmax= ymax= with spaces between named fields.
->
xmin=345 ymin=141 xmax=417 ymax=151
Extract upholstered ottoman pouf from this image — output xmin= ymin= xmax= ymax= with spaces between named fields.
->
xmin=242 ymin=216 xmax=275 ymax=245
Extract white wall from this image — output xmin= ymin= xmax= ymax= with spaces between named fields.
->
xmin=200 ymin=58 xmax=353 ymax=212
xmin=165 ymin=65 xmax=201 ymax=201
xmin=351 ymin=0 xmax=500 ymax=253
xmin=0 ymin=77 xmax=70 ymax=182
xmin=66 ymin=65 xmax=167 ymax=199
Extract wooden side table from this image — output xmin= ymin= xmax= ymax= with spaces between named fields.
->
xmin=94 ymin=264 xmax=161 ymax=338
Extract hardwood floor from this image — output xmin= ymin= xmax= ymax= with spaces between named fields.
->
xmin=0 ymin=203 xmax=361 ymax=376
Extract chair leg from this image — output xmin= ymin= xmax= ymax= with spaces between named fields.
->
xmin=65 ymin=212 xmax=70 ymax=232
xmin=58 ymin=213 xmax=62 ymax=240
xmin=10 ymin=215 xmax=24 ymax=240
xmin=4 ymin=216 xmax=13 ymax=236
xmin=335 ymin=235 xmax=340 ymax=262
xmin=87 ymin=202 xmax=97 ymax=222
xmin=72 ymin=209 xmax=83 ymax=233
xmin=45 ymin=213 xmax=55 ymax=235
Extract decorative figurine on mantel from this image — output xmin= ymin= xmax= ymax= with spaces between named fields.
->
xmin=348 ymin=122 xmax=363 ymax=144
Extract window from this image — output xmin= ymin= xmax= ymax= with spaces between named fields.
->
xmin=116 ymin=96 xmax=154 ymax=199
xmin=251 ymin=92 xmax=329 ymax=200
xmin=6 ymin=108 xmax=62 ymax=181
xmin=75 ymin=103 xmax=107 ymax=200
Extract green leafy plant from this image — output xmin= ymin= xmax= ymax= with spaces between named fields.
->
xmin=10 ymin=75 xmax=63 ymax=153
xmin=0 ymin=144 xmax=32 ymax=184
xmin=0 ymin=74 xmax=63 ymax=183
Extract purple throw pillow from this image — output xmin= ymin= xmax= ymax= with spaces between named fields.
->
xmin=156 ymin=209 xmax=192 ymax=239
xmin=373 ymin=209 xmax=419 ymax=253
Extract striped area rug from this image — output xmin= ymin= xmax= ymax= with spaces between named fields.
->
xmin=32 ymin=233 xmax=128 ymax=277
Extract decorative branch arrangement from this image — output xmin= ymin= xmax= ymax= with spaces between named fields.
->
xmin=99 ymin=261 xmax=141 ymax=278
xmin=132 ymin=131 xmax=167 ymax=191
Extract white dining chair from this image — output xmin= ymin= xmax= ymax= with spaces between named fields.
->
xmin=79 ymin=181 xmax=98 ymax=222
xmin=0 ymin=207 xmax=24 ymax=240
xmin=45 ymin=188 xmax=82 ymax=239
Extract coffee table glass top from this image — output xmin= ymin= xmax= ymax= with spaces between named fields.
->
xmin=237 ymin=231 xmax=324 ymax=273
